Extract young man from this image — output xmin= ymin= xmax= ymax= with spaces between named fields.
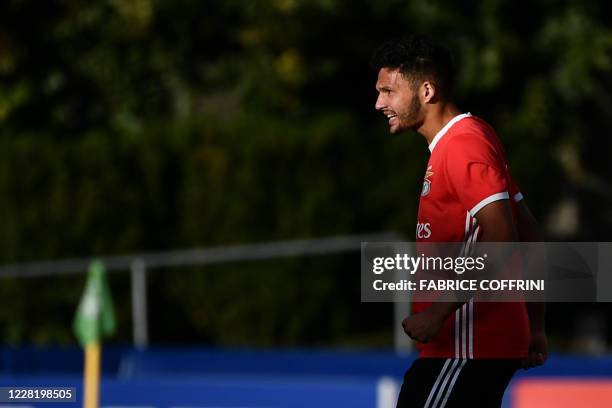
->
xmin=371 ymin=36 xmax=547 ymax=407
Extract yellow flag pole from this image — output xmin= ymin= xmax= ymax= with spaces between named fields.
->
xmin=83 ymin=342 xmax=101 ymax=408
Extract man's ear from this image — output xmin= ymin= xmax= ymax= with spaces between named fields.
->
xmin=421 ymin=81 xmax=437 ymax=104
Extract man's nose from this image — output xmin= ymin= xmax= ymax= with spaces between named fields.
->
xmin=375 ymin=94 xmax=385 ymax=111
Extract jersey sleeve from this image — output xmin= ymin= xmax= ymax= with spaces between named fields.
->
xmin=446 ymin=133 xmax=511 ymax=217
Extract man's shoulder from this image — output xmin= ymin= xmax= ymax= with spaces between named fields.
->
xmin=456 ymin=114 xmax=496 ymax=131
xmin=440 ymin=117 xmax=507 ymax=169
xmin=444 ymin=124 xmax=496 ymax=155
xmin=448 ymin=115 xmax=496 ymax=141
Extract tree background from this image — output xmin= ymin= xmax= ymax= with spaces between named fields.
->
xmin=0 ymin=0 xmax=611 ymax=349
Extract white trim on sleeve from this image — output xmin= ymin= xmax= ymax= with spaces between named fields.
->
xmin=469 ymin=192 xmax=509 ymax=217
xmin=513 ymin=192 xmax=524 ymax=202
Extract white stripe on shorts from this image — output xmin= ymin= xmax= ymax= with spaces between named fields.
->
xmin=431 ymin=359 xmax=462 ymax=408
xmin=423 ymin=358 xmax=452 ymax=408
xmin=439 ymin=359 xmax=468 ymax=408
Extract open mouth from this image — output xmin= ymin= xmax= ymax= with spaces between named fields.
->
xmin=386 ymin=113 xmax=398 ymax=125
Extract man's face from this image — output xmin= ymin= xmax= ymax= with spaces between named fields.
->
xmin=375 ymin=67 xmax=423 ymax=134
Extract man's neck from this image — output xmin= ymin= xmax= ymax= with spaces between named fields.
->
xmin=417 ymin=103 xmax=463 ymax=146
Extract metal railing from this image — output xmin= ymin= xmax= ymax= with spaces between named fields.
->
xmin=0 ymin=233 xmax=411 ymax=351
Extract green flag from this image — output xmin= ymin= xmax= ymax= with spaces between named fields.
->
xmin=73 ymin=260 xmax=116 ymax=347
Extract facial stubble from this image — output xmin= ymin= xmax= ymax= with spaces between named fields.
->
xmin=396 ymin=92 xmax=422 ymax=133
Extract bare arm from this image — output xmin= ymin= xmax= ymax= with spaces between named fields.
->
xmin=403 ymin=198 xmax=548 ymax=365
xmin=475 ymin=199 xmax=518 ymax=242
xmin=403 ymin=199 xmax=517 ymax=342
xmin=515 ymin=200 xmax=547 ymax=368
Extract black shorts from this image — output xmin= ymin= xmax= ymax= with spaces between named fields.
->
xmin=396 ymin=358 xmax=520 ymax=408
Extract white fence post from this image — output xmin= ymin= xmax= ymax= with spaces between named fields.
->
xmin=131 ymin=258 xmax=148 ymax=349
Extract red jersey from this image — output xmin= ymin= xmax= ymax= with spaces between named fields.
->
xmin=414 ymin=113 xmax=530 ymax=359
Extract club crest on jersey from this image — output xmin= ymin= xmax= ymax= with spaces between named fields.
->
xmin=421 ymin=166 xmax=434 ymax=196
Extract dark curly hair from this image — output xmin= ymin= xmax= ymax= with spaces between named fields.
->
xmin=370 ymin=35 xmax=455 ymax=98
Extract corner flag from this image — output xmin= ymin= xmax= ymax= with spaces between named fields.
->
xmin=73 ymin=260 xmax=116 ymax=346
xmin=73 ymin=260 xmax=116 ymax=408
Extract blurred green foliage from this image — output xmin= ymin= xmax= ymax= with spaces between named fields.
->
xmin=0 ymin=0 xmax=611 ymax=346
